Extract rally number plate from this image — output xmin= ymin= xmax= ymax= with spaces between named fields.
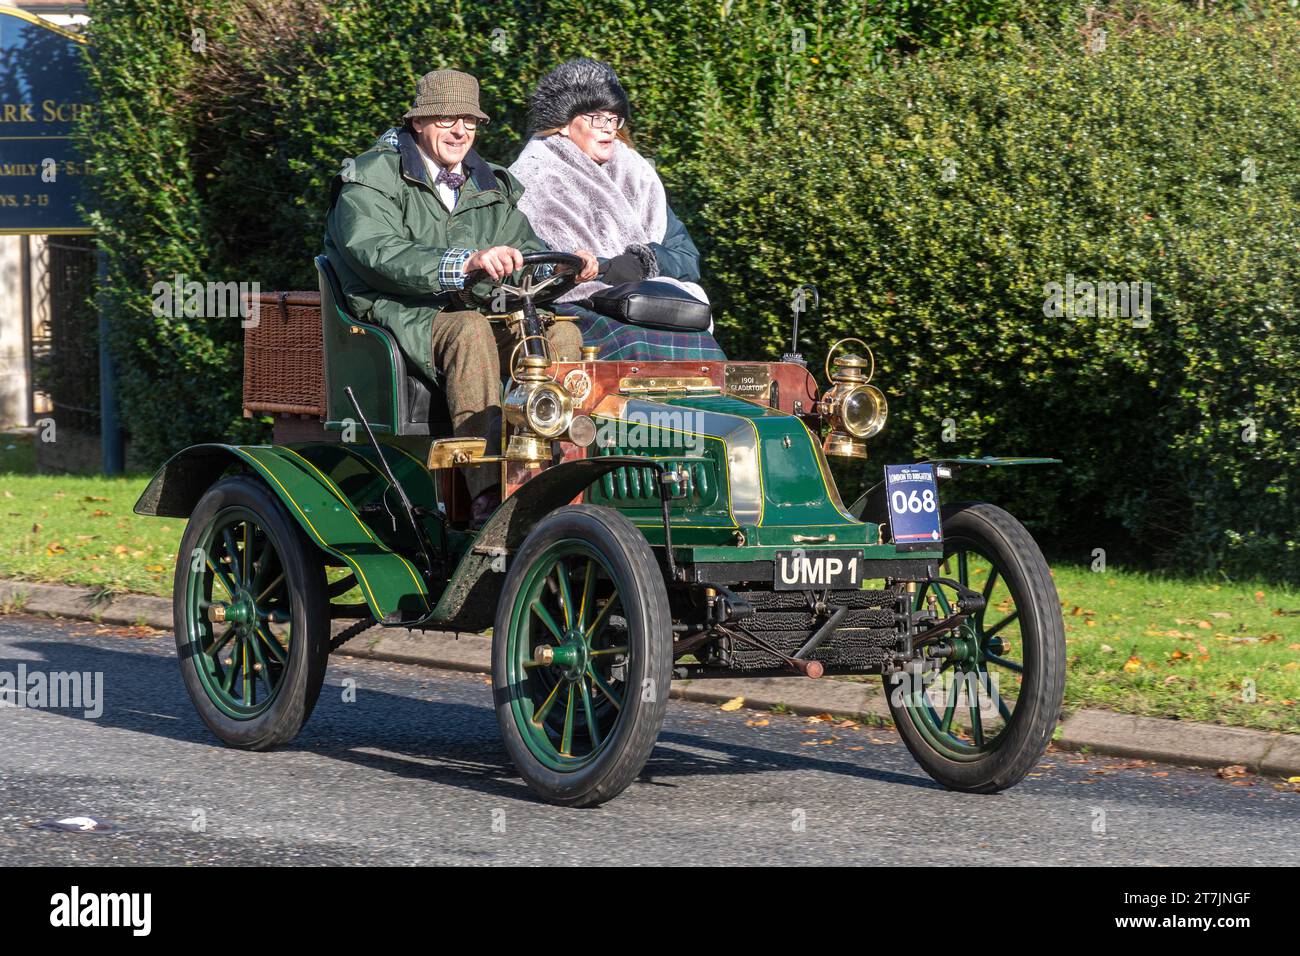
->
xmin=884 ymin=463 xmax=944 ymax=552
xmin=774 ymin=549 xmax=866 ymax=590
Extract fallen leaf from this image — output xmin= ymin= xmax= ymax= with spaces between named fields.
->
xmin=745 ymin=718 xmax=769 ymax=727
xmin=1100 ymin=644 xmax=1115 ymax=654
xmin=45 ymin=542 xmax=66 ymax=555
xmin=1197 ymin=620 xmax=1212 ymax=630
xmin=82 ymin=495 xmax=109 ymax=502
xmin=1153 ymin=772 xmax=1169 ymax=777
xmin=1210 ymin=611 xmax=1231 ymax=619
xmin=112 ymin=544 xmax=128 ymax=555
xmin=1123 ymin=656 xmax=1142 ymax=673
xmin=145 ymin=565 xmax=164 ymax=573
xmin=719 ymin=697 xmax=744 ymax=712
xmin=1216 ymin=764 xmax=1249 ymax=779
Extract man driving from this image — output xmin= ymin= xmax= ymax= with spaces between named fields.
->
xmin=324 ymin=69 xmax=596 ymax=525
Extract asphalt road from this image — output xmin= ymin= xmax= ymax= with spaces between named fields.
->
xmin=1 ymin=613 xmax=1296 ymax=866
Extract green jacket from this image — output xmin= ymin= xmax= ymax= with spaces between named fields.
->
xmin=323 ymin=128 xmax=545 ymax=376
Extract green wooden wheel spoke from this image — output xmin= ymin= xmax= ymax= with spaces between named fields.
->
xmin=560 ymin=684 xmax=576 ymax=756
xmin=255 ymin=625 xmax=287 ymax=665
xmin=589 ymin=645 xmax=628 ymax=658
xmin=207 ymin=559 xmax=239 ymax=602
xmin=984 ymin=652 xmax=1023 ymax=674
xmin=587 ymin=666 xmax=623 ymax=711
xmin=996 ymin=686 xmax=1013 ymax=722
xmin=241 ymin=521 xmax=252 ymax=585
xmin=957 ymin=550 xmax=969 ymax=586
xmin=585 ymin=596 xmax=619 ymax=644
xmin=933 ymin=585 xmax=953 ymax=616
xmin=579 ymin=679 xmax=601 ymax=747
xmin=940 ymin=677 xmax=959 ymax=732
xmin=255 ymin=571 xmax=284 ymax=606
xmin=258 ymin=607 xmax=289 ymax=625
xmin=251 ymin=536 xmax=275 ymax=593
xmin=983 ymin=610 xmax=1019 ymax=640
xmin=578 ymin=559 xmax=597 ymax=634
xmin=219 ymin=645 xmax=239 ymax=694
xmin=982 ymin=566 xmax=1000 ymax=602
xmin=207 ymin=625 xmax=236 ymax=659
xmin=553 ymin=559 xmax=574 ymax=630
xmin=246 ymin=630 xmax=273 ymax=692
xmin=241 ymin=641 xmax=253 ymax=706
xmin=530 ymin=600 xmax=564 ymax=643
xmin=222 ymin=529 xmax=244 ymax=588
xmin=531 ymin=678 xmax=564 ymax=727
xmin=967 ymin=673 xmax=985 ymax=747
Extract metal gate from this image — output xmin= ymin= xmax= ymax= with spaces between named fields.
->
xmin=32 ymin=236 xmax=99 ymax=435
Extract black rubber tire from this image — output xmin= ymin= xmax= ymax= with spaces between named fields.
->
xmin=174 ymin=474 xmax=330 ymax=751
xmin=885 ymin=501 xmax=1066 ymax=793
xmin=492 ymin=504 xmax=672 ymax=807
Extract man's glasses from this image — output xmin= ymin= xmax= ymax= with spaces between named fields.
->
xmin=430 ymin=115 xmax=484 ymax=130
xmin=582 ymin=113 xmax=626 ymax=130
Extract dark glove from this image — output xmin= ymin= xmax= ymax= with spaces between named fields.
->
xmin=599 ymin=253 xmax=647 ymax=286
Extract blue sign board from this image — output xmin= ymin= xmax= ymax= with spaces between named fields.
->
xmin=884 ymin=463 xmax=944 ymax=551
xmin=0 ymin=7 xmax=93 ymax=234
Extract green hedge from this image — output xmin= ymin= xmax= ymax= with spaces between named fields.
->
xmin=685 ymin=2 xmax=1300 ymax=578
xmin=77 ymin=0 xmax=1300 ymax=581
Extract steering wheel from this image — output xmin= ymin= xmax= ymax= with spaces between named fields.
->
xmin=459 ymin=250 xmax=585 ymax=312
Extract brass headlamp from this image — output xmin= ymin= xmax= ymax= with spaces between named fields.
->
xmin=817 ymin=338 xmax=888 ymax=458
xmin=502 ymin=338 xmax=574 ymax=461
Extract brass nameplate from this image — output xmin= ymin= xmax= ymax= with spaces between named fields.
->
xmin=723 ymin=364 xmax=772 ymax=400
xmin=618 ymin=376 xmax=719 ymax=395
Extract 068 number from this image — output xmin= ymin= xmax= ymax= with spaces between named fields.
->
xmin=891 ymin=489 xmax=936 ymax=515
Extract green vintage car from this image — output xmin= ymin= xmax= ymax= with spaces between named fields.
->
xmin=135 ymin=252 xmax=1066 ymax=806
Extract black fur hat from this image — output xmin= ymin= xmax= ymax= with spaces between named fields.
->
xmin=528 ymin=58 xmax=630 ymax=135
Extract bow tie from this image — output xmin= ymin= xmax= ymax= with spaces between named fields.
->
xmin=435 ymin=168 xmax=467 ymax=190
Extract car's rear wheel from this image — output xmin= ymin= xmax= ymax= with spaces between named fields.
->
xmin=493 ymin=505 xmax=672 ymax=807
xmin=174 ymin=474 xmax=329 ymax=750
xmin=884 ymin=502 xmax=1066 ymax=792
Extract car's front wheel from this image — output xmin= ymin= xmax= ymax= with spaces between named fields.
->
xmin=884 ymin=501 xmax=1066 ymax=793
xmin=493 ymin=505 xmax=672 ymax=807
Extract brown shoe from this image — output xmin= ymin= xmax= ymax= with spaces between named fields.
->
xmin=469 ymin=486 xmax=501 ymax=530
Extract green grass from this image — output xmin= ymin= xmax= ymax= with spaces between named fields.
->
xmin=0 ymin=459 xmax=1296 ymax=732
xmin=0 ymin=472 xmax=179 ymax=597
xmin=1050 ymin=565 xmax=1300 ymax=733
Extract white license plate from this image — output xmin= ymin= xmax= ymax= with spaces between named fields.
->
xmin=774 ymin=549 xmax=865 ymax=590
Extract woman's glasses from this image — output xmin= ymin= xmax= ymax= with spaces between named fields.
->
xmin=430 ymin=115 xmax=484 ymax=130
xmin=582 ymin=113 xmax=626 ymax=130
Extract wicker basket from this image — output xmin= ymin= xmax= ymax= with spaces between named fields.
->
xmin=242 ymin=290 xmax=324 ymax=418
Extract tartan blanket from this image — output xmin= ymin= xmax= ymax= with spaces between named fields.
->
xmin=560 ymin=305 xmax=727 ymax=362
